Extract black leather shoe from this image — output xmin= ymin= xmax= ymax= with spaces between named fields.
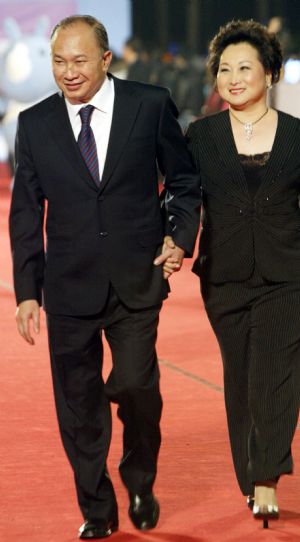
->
xmin=78 ymin=519 xmax=118 ymax=539
xmin=128 ymin=493 xmax=160 ymax=530
xmin=247 ymin=495 xmax=255 ymax=510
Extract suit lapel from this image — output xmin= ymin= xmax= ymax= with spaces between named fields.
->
xmin=99 ymin=76 xmax=142 ymax=193
xmin=255 ymin=110 xmax=300 ymax=198
xmin=208 ymin=110 xmax=251 ymax=202
xmin=44 ymin=93 xmax=98 ymax=191
xmin=43 ymin=80 xmax=142 ymax=193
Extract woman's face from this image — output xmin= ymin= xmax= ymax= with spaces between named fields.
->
xmin=216 ymin=42 xmax=270 ymax=109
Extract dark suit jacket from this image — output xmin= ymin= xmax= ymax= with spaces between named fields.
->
xmin=9 ymin=75 xmax=201 ymax=315
xmin=186 ymin=109 xmax=300 ymax=283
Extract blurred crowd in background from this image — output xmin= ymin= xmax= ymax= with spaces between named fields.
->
xmin=112 ymin=36 xmax=207 ymax=130
xmin=111 ymin=15 xmax=299 ymax=130
xmin=0 ymin=8 xmax=299 ymax=182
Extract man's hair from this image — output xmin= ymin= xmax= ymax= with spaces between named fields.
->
xmin=51 ymin=14 xmax=109 ymax=52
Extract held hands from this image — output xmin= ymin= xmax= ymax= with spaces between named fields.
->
xmin=15 ymin=239 xmax=183 ymax=344
xmin=16 ymin=299 xmax=40 ymax=345
xmin=154 ymin=236 xmax=185 ymax=279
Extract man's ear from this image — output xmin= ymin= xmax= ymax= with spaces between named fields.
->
xmin=103 ymin=50 xmax=113 ymax=72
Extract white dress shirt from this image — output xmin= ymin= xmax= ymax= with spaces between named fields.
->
xmin=65 ymin=76 xmax=115 ymax=180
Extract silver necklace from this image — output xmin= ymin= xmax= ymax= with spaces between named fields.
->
xmin=230 ymin=108 xmax=269 ymax=140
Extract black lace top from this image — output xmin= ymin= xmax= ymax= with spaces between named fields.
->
xmin=239 ymin=152 xmax=270 ymax=199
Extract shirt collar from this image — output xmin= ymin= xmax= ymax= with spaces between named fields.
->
xmin=65 ymin=76 xmax=114 ymax=120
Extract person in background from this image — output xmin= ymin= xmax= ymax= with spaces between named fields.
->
xmin=167 ymin=18 xmax=300 ymax=529
xmin=267 ymin=16 xmax=293 ymax=58
xmin=9 ymin=14 xmax=200 ymax=539
xmin=122 ymin=36 xmax=151 ymax=83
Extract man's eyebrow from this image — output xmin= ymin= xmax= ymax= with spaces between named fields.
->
xmin=53 ymin=54 xmax=88 ymax=59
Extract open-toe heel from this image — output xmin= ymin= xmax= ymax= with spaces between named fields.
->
xmin=253 ymin=482 xmax=279 ymax=528
xmin=253 ymin=503 xmax=279 ymax=528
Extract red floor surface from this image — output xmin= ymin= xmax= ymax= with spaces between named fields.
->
xmin=1 ymin=176 xmax=300 ymax=541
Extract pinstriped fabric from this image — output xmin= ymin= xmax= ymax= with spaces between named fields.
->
xmin=187 ymin=110 xmax=300 ymax=498
xmin=78 ymin=105 xmax=100 ymax=186
xmin=201 ymin=269 xmax=300 ymax=496
xmin=186 ymin=111 xmax=300 ymax=283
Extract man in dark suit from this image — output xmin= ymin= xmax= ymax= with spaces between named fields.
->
xmin=9 ymin=14 xmax=200 ymax=540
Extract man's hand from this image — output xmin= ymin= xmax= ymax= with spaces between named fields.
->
xmin=154 ymin=236 xmax=185 ymax=279
xmin=16 ymin=299 xmax=40 ymax=345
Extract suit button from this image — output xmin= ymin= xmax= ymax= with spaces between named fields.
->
xmin=98 ymin=196 xmax=104 ymax=201
xmin=99 ymin=231 xmax=108 ymax=237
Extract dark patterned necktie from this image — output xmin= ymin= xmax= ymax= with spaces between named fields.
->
xmin=78 ymin=105 xmax=100 ymax=186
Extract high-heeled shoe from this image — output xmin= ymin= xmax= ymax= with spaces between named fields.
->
xmin=253 ymin=483 xmax=279 ymax=528
xmin=253 ymin=504 xmax=279 ymax=528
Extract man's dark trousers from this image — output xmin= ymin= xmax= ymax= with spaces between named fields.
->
xmin=47 ymin=286 xmax=162 ymax=523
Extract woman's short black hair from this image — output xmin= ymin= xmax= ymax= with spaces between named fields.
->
xmin=207 ymin=19 xmax=283 ymax=84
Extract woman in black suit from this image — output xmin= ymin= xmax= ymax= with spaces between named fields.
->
xmin=166 ymin=19 xmax=300 ymax=527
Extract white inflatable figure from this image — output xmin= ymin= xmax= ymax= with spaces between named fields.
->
xmin=0 ymin=93 xmax=9 ymax=162
xmin=0 ymin=16 xmax=57 ymax=162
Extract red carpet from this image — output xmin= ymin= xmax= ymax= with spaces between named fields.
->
xmin=1 ymin=170 xmax=300 ymax=541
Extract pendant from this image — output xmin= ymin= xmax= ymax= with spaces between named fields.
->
xmin=244 ymin=122 xmax=253 ymax=140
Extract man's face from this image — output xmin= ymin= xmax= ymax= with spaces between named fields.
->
xmin=51 ymin=22 xmax=112 ymax=104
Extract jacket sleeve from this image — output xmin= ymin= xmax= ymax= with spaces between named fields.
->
xmin=9 ymin=114 xmax=45 ymax=306
xmin=156 ymin=93 xmax=201 ymax=256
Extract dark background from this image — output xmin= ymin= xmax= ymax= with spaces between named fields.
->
xmin=131 ymin=0 xmax=300 ymax=55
